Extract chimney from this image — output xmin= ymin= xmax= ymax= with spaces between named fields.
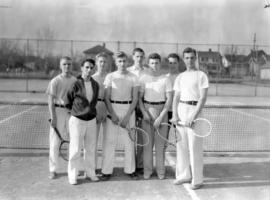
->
xmin=102 ymin=43 xmax=106 ymax=48
xmin=209 ymin=48 xmax=212 ymax=52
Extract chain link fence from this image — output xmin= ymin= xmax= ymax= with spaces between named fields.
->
xmin=0 ymin=37 xmax=270 ymax=96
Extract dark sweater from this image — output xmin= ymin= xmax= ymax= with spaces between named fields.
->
xmin=66 ymin=75 xmax=99 ymax=121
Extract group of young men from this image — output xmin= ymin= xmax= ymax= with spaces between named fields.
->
xmin=46 ymin=47 xmax=209 ymax=190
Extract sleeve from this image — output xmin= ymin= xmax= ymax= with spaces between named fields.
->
xmin=139 ymin=76 xmax=145 ymax=93
xmin=200 ymin=72 xmax=209 ymax=89
xmin=132 ymin=75 xmax=140 ymax=87
xmin=173 ymin=75 xmax=181 ymax=92
xmin=103 ymin=73 xmax=112 ymax=88
xmin=46 ymin=78 xmax=57 ymax=97
xmin=165 ymin=77 xmax=173 ymax=92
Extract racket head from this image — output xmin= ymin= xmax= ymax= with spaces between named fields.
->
xmin=191 ymin=118 xmax=212 ymax=137
xmin=158 ymin=123 xmax=181 ymax=147
xmin=128 ymin=127 xmax=149 ymax=147
xmin=59 ymin=141 xmax=69 ymax=161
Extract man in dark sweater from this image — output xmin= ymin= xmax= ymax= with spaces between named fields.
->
xmin=66 ymin=58 xmax=99 ymax=185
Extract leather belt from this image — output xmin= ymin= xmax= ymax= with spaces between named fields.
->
xmin=179 ymin=100 xmax=198 ymax=106
xmin=143 ymin=100 xmax=166 ymax=105
xmin=110 ymin=100 xmax=132 ymax=104
xmin=54 ymin=104 xmax=66 ymax=108
xmin=98 ymin=98 xmax=105 ymax=101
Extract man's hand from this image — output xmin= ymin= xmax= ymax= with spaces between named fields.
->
xmin=50 ymin=117 xmax=57 ymax=128
xmin=153 ymin=116 xmax=162 ymax=129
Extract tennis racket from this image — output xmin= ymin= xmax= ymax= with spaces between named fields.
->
xmin=178 ymin=118 xmax=212 ymax=137
xmin=48 ymin=119 xmax=69 ymax=161
xmin=107 ymin=115 xmax=149 ymax=146
xmin=155 ymin=122 xmax=181 ymax=147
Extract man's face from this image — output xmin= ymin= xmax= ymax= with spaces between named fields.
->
xmin=116 ymin=57 xmax=127 ymax=71
xmin=60 ymin=59 xmax=72 ymax=74
xmin=133 ymin=51 xmax=144 ymax=65
xmin=81 ymin=61 xmax=95 ymax=78
xmin=148 ymin=58 xmax=161 ymax=71
xmin=183 ymin=52 xmax=196 ymax=69
xmin=96 ymin=56 xmax=107 ymax=72
xmin=168 ymin=57 xmax=179 ymax=72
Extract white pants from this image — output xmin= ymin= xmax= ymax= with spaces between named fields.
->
xmin=49 ymin=107 xmax=70 ymax=172
xmin=68 ymin=116 xmax=97 ymax=183
xmin=101 ymin=104 xmax=135 ymax=174
xmin=96 ymin=119 xmax=107 ymax=169
xmin=175 ymin=103 xmax=204 ymax=185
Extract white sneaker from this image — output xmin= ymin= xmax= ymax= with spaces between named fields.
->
xmin=69 ymin=180 xmax=78 ymax=185
xmin=86 ymin=176 xmax=99 ymax=182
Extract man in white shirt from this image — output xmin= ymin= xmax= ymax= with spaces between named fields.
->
xmin=166 ymin=53 xmax=182 ymax=122
xmin=139 ymin=53 xmax=173 ymax=180
xmin=171 ymin=47 xmax=209 ymax=190
xmin=127 ymin=48 xmax=146 ymax=174
xmin=101 ymin=51 xmax=139 ymax=180
xmin=46 ymin=56 xmax=76 ymax=180
xmin=92 ymin=53 xmax=109 ymax=174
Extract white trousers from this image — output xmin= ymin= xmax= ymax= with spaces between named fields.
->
xmin=68 ymin=116 xmax=97 ymax=182
xmin=49 ymin=107 xmax=70 ymax=172
xmin=175 ymin=103 xmax=204 ymax=185
xmin=96 ymin=119 xmax=107 ymax=169
xmin=101 ymin=104 xmax=135 ymax=174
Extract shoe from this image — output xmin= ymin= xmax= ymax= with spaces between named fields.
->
xmin=99 ymin=174 xmax=111 ymax=181
xmin=48 ymin=172 xmax=57 ymax=179
xmin=86 ymin=176 xmax=99 ymax=182
xmin=69 ymin=180 xmax=78 ymax=185
xmin=127 ymin=172 xmax=139 ymax=180
xmin=143 ymin=174 xmax=152 ymax=180
xmin=78 ymin=171 xmax=85 ymax=177
xmin=157 ymin=174 xmax=166 ymax=180
xmin=190 ymin=183 xmax=203 ymax=190
xmin=135 ymin=168 xmax=144 ymax=174
xmin=173 ymin=179 xmax=191 ymax=185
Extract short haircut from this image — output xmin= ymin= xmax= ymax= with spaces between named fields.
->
xmin=148 ymin=53 xmax=161 ymax=62
xmin=167 ymin=53 xmax=180 ymax=62
xmin=81 ymin=58 xmax=95 ymax=67
xmin=183 ymin=47 xmax=197 ymax=56
xmin=132 ymin=48 xmax=145 ymax=55
xmin=96 ymin=52 xmax=108 ymax=60
xmin=60 ymin=56 xmax=72 ymax=63
xmin=115 ymin=51 xmax=127 ymax=59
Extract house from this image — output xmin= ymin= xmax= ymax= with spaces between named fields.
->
xmin=197 ymin=49 xmax=222 ymax=76
xmin=259 ymin=54 xmax=270 ymax=80
xmin=247 ymin=50 xmax=268 ymax=78
xmin=83 ymin=43 xmax=114 ymax=71
xmin=222 ymin=54 xmax=249 ymax=77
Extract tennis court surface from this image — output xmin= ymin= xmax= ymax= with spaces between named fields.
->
xmin=0 ymin=95 xmax=269 ymax=200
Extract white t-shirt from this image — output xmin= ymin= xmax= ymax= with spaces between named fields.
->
xmin=85 ymin=81 xmax=93 ymax=102
xmin=46 ymin=74 xmax=76 ymax=105
xmin=173 ymin=70 xmax=209 ymax=101
xmin=92 ymin=73 xmax=106 ymax=99
xmin=104 ymin=71 xmax=139 ymax=101
xmin=127 ymin=65 xmax=146 ymax=78
xmin=139 ymin=74 xmax=173 ymax=102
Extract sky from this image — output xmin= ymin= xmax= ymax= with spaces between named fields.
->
xmin=0 ymin=0 xmax=269 ymax=46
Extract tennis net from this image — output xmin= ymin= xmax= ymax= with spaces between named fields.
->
xmin=0 ymin=101 xmax=269 ymax=152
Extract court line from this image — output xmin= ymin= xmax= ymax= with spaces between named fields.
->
xmin=0 ymin=106 xmax=38 ymax=124
xmin=230 ymin=108 xmax=270 ymax=122
xmin=165 ymin=153 xmax=201 ymax=200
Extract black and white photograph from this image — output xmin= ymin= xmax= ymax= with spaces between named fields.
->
xmin=0 ymin=0 xmax=269 ymax=199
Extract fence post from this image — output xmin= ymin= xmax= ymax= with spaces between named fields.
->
xmin=26 ymin=38 xmax=29 ymax=92
xmin=117 ymin=41 xmax=120 ymax=51
xmin=70 ymin=40 xmax=74 ymax=59
xmin=133 ymin=41 xmax=136 ymax=49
